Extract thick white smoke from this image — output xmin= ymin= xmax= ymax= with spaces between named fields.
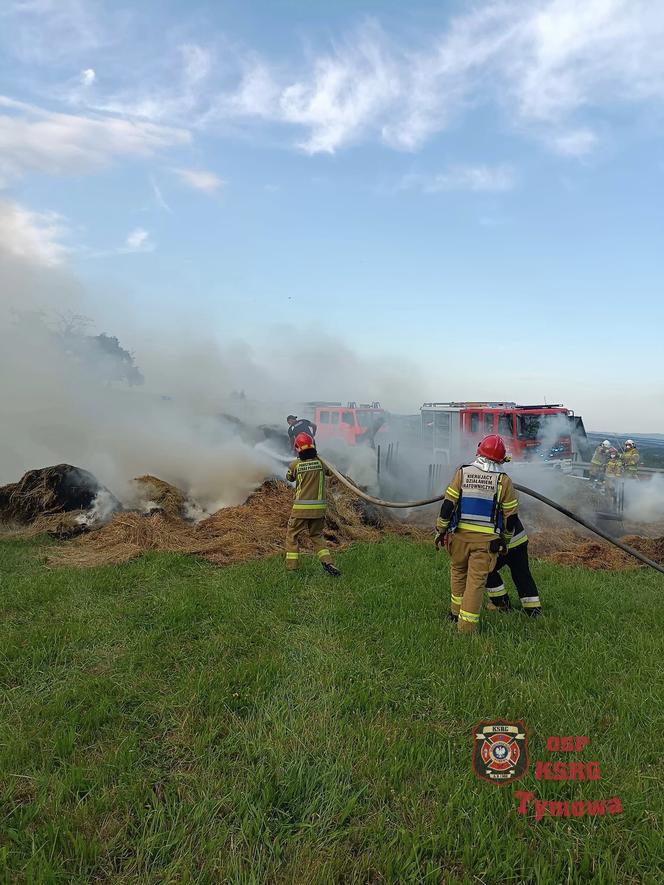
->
xmin=0 ymin=207 xmax=427 ymax=509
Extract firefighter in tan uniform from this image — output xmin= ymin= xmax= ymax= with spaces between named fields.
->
xmin=285 ymin=433 xmax=341 ymax=576
xmin=590 ymin=440 xmax=611 ymax=484
xmin=622 ymin=439 xmax=640 ymax=478
xmin=434 ymin=435 xmax=518 ymax=634
xmin=605 ymin=447 xmax=623 ymax=481
xmin=604 ymin=447 xmax=623 ymax=509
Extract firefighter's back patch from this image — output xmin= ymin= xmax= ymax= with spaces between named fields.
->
xmin=472 ymin=720 xmax=528 ymax=784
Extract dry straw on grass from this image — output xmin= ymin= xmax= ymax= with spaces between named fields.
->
xmin=47 ymin=478 xmax=395 ymax=570
xmin=5 ymin=465 xmax=662 ymax=573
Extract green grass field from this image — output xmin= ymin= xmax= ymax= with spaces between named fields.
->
xmin=1 ymin=536 xmax=663 ymax=884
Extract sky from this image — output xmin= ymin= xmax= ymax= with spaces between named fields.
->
xmin=1 ymin=0 xmax=663 ymax=431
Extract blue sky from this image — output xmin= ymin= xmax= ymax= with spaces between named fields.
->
xmin=1 ymin=0 xmax=663 ymax=431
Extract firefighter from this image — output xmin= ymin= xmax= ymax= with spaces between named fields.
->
xmin=622 ymin=439 xmax=640 ymax=478
xmin=485 ymin=516 xmax=542 ymax=617
xmin=604 ymin=446 xmax=623 ymax=508
xmin=287 ymin=414 xmax=317 ymax=450
xmin=589 ymin=440 xmax=611 ymax=484
xmin=285 ymin=432 xmax=341 ymax=576
xmin=605 ymin=447 xmax=623 ymax=480
xmin=434 ymin=434 xmax=519 ymax=634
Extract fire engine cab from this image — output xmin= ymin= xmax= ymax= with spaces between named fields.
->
xmin=309 ymin=401 xmax=387 ymax=447
xmin=420 ymin=402 xmax=587 ymax=463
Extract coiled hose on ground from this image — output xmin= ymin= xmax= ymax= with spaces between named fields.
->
xmin=321 ymin=459 xmax=664 ymax=577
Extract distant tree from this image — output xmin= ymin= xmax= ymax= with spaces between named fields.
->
xmin=53 ymin=312 xmax=144 ymax=386
xmin=91 ymin=333 xmax=144 ymax=386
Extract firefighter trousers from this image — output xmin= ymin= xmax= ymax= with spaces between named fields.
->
xmin=449 ymin=532 xmax=497 ymax=634
xmin=285 ymin=516 xmax=332 ymax=570
xmin=486 ymin=542 xmax=541 ymax=611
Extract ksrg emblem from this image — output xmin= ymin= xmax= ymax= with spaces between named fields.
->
xmin=472 ymin=720 xmax=528 ymax=784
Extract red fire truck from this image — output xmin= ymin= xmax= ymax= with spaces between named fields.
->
xmin=309 ymin=401 xmax=387 ymax=447
xmin=420 ymin=402 xmax=587 ymax=463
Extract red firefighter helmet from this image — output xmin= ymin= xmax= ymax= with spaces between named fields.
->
xmin=294 ymin=432 xmax=315 ymax=451
xmin=477 ymin=434 xmax=507 ymax=463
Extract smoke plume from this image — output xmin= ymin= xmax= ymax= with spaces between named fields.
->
xmin=0 ymin=206 xmax=426 ymax=509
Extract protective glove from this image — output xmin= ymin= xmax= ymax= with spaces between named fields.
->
xmin=489 ymin=538 xmax=508 ymax=555
xmin=435 ymin=531 xmax=453 ymax=551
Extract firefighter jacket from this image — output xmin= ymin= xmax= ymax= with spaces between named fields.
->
xmin=605 ymin=458 xmax=623 ymax=478
xmin=590 ymin=446 xmax=608 ymax=470
xmin=436 ymin=465 xmax=518 ymax=542
xmin=286 ymin=456 xmax=327 ymax=518
xmin=622 ymin=448 xmax=640 ymax=477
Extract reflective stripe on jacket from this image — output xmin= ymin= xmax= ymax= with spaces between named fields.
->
xmin=441 ymin=465 xmax=518 ymax=539
xmin=508 ymin=516 xmax=528 ymax=549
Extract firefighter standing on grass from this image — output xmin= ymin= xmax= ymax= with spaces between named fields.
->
xmin=485 ymin=516 xmax=542 ymax=617
xmin=435 ymin=434 xmax=519 ymax=634
xmin=285 ymin=433 xmax=341 ymax=577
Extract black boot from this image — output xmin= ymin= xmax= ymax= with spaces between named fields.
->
xmin=524 ymin=607 xmax=542 ymax=618
xmin=323 ymin=563 xmax=341 ymax=577
xmin=447 ymin=612 xmax=459 ymax=623
xmin=487 ymin=596 xmax=512 ymax=613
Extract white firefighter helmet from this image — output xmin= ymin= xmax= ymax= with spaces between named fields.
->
xmin=602 ymin=440 xmax=611 ymax=448
xmin=625 ymin=439 xmax=635 ymax=449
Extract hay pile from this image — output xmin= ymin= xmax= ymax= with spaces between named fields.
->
xmin=529 ymin=530 xmax=664 ymax=570
xmin=0 ymin=465 xmax=102 ymax=523
xmin=0 ymin=464 xmax=121 ymax=538
xmin=48 ymin=477 xmax=390 ymax=570
xmin=131 ymin=475 xmax=192 ymax=519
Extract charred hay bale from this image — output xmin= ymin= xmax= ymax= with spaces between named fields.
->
xmin=0 ymin=464 xmax=107 ymax=524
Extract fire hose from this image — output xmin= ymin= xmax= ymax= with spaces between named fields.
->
xmin=321 ymin=459 xmax=664 ymax=577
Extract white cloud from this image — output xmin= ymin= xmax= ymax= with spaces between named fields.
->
xmin=80 ymin=68 xmax=96 ymax=87
xmin=2 ymin=0 xmax=106 ymax=63
xmin=8 ymin=1 xmax=664 ymax=160
xmin=88 ymin=41 xmax=213 ymax=124
xmin=203 ymin=1 xmax=664 ymax=155
xmin=150 ymin=175 xmax=173 ymax=213
xmin=172 ymin=167 xmax=224 ymax=193
xmin=550 ymin=127 xmax=598 ymax=156
xmin=403 ymin=165 xmax=516 ymax=193
xmin=124 ymin=227 xmax=153 ymax=252
xmin=0 ymin=95 xmax=190 ymax=184
xmin=180 ymin=43 xmax=211 ymax=86
xmin=278 ymin=27 xmax=402 ymax=154
xmin=0 ymin=198 xmax=69 ymax=265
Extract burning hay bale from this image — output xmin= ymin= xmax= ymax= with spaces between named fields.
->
xmin=0 ymin=465 xmax=119 ymax=535
xmin=47 ymin=476 xmax=389 ymax=570
xmin=130 ymin=475 xmax=198 ymax=520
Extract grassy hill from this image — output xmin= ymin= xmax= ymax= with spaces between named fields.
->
xmin=1 ymin=536 xmax=663 ymax=884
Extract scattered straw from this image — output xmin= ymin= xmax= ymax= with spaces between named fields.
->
xmin=47 ymin=478 xmax=392 ymax=570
